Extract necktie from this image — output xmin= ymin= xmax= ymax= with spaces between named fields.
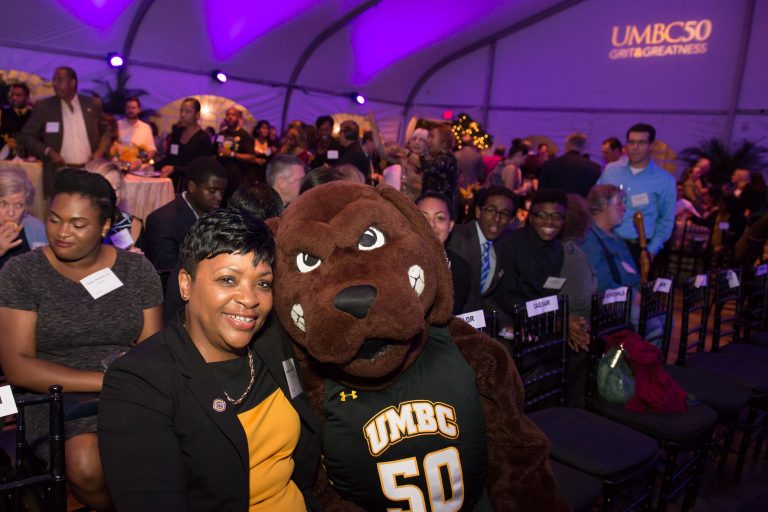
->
xmin=480 ymin=240 xmax=492 ymax=292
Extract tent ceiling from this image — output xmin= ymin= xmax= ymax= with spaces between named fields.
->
xmin=1 ymin=0 xmax=565 ymax=103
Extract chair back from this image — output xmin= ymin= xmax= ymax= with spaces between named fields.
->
xmin=676 ymin=274 xmax=711 ymax=365
xmin=712 ymin=268 xmax=743 ymax=350
xmin=587 ymin=288 xmax=633 ymax=399
xmin=0 ymin=385 xmax=67 ymax=512
xmin=741 ymin=264 xmax=768 ymax=340
xmin=510 ymin=295 xmax=569 ymax=413
xmin=639 ymin=277 xmax=675 ymax=359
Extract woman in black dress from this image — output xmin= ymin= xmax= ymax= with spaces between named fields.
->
xmin=158 ymin=97 xmax=213 ymax=191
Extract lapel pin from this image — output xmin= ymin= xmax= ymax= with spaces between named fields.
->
xmin=212 ymin=398 xmax=227 ymax=412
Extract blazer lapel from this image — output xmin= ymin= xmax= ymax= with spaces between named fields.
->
xmin=165 ymin=321 xmax=250 ymax=470
xmin=253 ymin=316 xmax=321 ymax=434
xmin=79 ymin=95 xmax=98 ymax=152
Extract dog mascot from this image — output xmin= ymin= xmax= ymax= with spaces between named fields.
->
xmin=271 ymin=182 xmax=565 ymax=511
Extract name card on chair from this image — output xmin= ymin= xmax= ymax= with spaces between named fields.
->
xmin=756 ymin=264 xmax=767 ymax=277
xmin=726 ymin=270 xmax=740 ymax=289
xmin=653 ymin=278 xmax=673 ymax=294
xmin=526 ymin=295 xmax=559 ymax=317
xmin=602 ymin=286 xmax=628 ymax=305
xmin=694 ymin=274 xmax=708 ymax=288
xmin=0 ymin=385 xmax=18 ymax=417
xmin=457 ymin=309 xmax=486 ymax=329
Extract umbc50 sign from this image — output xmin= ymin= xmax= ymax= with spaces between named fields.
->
xmin=610 ymin=20 xmax=712 ymax=59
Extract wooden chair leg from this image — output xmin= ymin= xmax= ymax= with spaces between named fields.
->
xmin=655 ymin=450 xmax=676 ymax=512
xmin=734 ymin=406 xmax=757 ymax=482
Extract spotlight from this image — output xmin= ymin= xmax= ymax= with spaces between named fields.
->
xmin=352 ymin=93 xmax=366 ymax=105
xmin=107 ymin=52 xmax=124 ymax=68
xmin=212 ymin=70 xmax=228 ymax=83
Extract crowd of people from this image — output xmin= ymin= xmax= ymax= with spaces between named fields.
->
xmin=0 ymin=65 xmax=766 ymax=510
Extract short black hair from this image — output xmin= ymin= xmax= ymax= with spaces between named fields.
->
xmin=11 ymin=82 xmax=30 ymax=96
xmin=299 ymin=166 xmax=344 ymax=195
xmin=52 ymin=168 xmax=117 ymax=224
xmin=186 ymin=156 xmax=227 ymax=185
xmin=55 ymin=66 xmax=77 ymax=82
xmin=340 ymin=120 xmax=359 ymax=141
xmin=602 ymin=137 xmax=622 ymax=151
xmin=230 ymin=182 xmax=284 ymax=219
xmin=478 ymin=186 xmax=516 ymax=209
xmin=179 ymin=208 xmax=275 ymax=278
xmin=416 ymin=190 xmax=456 ymax=221
xmin=531 ymin=188 xmax=568 ymax=209
xmin=315 ymin=115 xmax=334 ymax=129
xmin=626 ymin=123 xmax=656 ymax=144
xmin=182 ymin=97 xmax=202 ymax=113
xmin=362 ymin=130 xmax=374 ymax=145
xmin=124 ymin=96 xmax=141 ymax=108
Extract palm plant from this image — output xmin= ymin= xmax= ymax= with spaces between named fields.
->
xmin=678 ymin=138 xmax=768 ymax=185
xmin=83 ymin=73 xmax=157 ymax=121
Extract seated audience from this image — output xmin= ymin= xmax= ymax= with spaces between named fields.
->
xmin=99 ymin=209 xmax=321 ymax=511
xmin=0 ymin=168 xmax=163 ymax=510
xmin=416 ymin=191 xmax=470 ymax=314
xmin=146 ymin=156 xmax=227 ymax=274
xmin=157 ymin=97 xmax=213 ymax=191
xmin=0 ymin=166 xmax=46 ymax=268
xmin=446 ymin=186 xmax=516 ymax=323
xmin=84 ymin=159 xmax=143 ymax=251
xmin=496 ymin=189 xmax=590 ymax=351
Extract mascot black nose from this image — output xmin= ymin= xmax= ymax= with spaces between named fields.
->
xmin=333 ymin=285 xmax=377 ymax=319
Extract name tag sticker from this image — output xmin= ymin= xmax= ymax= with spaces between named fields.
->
xmin=170 ymin=144 xmax=179 ymax=156
xmin=543 ymin=276 xmax=567 ymax=290
xmin=109 ymin=229 xmax=134 ymax=250
xmin=694 ymin=274 xmax=708 ymax=288
xmin=0 ymin=385 xmax=18 ymax=417
xmin=757 ymin=264 xmax=767 ymax=277
xmin=327 ymin=149 xmax=339 ymax=160
xmin=80 ymin=268 xmax=124 ymax=299
xmin=282 ymin=358 xmax=302 ymax=399
xmin=620 ymin=261 xmax=637 ymax=274
xmin=602 ymin=286 xmax=628 ymax=305
xmin=653 ymin=278 xmax=673 ymax=294
xmin=630 ymin=193 xmax=649 ymax=208
xmin=457 ymin=309 xmax=486 ymax=329
xmin=45 ymin=122 xmax=60 ymax=133
xmin=216 ymin=135 xmax=224 ymax=142
xmin=726 ymin=270 xmax=740 ymax=289
xmin=526 ymin=295 xmax=559 ymax=317
xmin=719 ymin=222 xmax=730 ymax=230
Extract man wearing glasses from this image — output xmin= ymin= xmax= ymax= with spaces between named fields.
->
xmin=446 ymin=186 xmax=516 ymax=320
xmin=596 ymin=123 xmax=675 ymax=266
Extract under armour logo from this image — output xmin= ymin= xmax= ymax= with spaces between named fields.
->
xmin=340 ymin=391 xmax=358 ymax=402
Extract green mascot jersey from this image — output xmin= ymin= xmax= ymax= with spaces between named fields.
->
xmin=322 ymin=325 xmax=489 ymax=511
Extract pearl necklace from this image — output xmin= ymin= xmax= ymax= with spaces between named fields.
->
xmin=225 ymin=349 xmax=255 ymax=405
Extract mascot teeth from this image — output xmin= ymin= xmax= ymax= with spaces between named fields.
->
xmin=291 ymin=304 xmax=306 ymax=332
xmin=408 ymin=265 xmax=425 ymax=297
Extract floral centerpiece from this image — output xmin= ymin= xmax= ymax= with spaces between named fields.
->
xmin=110 ymin=142 xmax=150 ymax=171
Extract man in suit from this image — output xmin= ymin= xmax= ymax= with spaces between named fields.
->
xmin=338 ymin=120 xmax=369 ymax=178
xmin=145 ymin=156 xmax=227 ymax=274
xmin=446 ymin=186 xmax=516 ymax=324
xmin=538 ymin=132 xmax=601 ymax=197
xmin=0 ymin=82 xmax=32 ymax=158
xmin=20 ymin=66 xmax=111 ymax=196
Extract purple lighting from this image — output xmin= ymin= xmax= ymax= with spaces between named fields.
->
xmin=108 ymin=53 xmax=124 ymax=67
xmin=213 ymin=71 xmax=228 ymax=83
xmin=354 ymin=94 xmax=366 ymax=105
xmin=204 ymin=0 xmax=319 ymax=60
xmin=57 ymin=0 xmax=136 ymax=29
xmin=350 ymin=0 xmax=497 ymax=85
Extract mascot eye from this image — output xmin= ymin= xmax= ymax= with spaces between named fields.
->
xmin=358 ymin=226 xmax=386 ymax=251
xmin=296 ymin=252 xmax=322 ymax=273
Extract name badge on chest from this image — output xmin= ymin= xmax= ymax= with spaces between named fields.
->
xmin=630 ymin=193 xmax=649 ymax=208
xmin=80 ymin=268 xmax=124 ymax=299
xmin=45 ymin=122 xmax=60 ymax=133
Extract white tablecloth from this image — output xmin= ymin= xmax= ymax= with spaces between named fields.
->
xmin=123 ymin=174 xmax=175 ymax=221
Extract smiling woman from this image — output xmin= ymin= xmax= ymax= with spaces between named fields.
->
xmin=98 ymin=208 xmax=321 ymax=512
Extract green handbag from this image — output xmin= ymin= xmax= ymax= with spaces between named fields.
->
xmin=597 ymin=345 xmax=635 ymax=404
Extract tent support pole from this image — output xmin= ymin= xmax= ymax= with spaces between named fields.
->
xmin=723 ymin=0 xmax=756 ymax=148
xmin=480 ymin=41 xmax=496 ymax=132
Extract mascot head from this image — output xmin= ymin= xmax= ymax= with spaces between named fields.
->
xmin=271 ymin=183 xmax=454 ymax=387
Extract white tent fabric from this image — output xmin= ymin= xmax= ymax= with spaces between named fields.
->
xmin=1 ymin=0 xmax=766 ymax=164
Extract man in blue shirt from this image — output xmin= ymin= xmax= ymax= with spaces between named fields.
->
xmin=596 ymin=123 xmax=676 ymax=264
